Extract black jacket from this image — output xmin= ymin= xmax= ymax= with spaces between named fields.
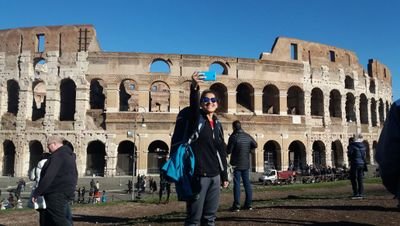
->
xmin=33 ymin=145 xmax=78 ymax=198
xmin=189 ymin=84 xmax=228 ymax=181
xmin=227 ymin=129 xmax=257 ymax=170
xmin=347 ymin=141 xmax=366 ymax=167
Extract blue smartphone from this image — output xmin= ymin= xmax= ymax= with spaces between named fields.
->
xmin=199 ymin=71 xmax=216 ymax=81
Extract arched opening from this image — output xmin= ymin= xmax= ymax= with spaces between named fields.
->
xmin=63 ymin=140 xmax=74 ymax=152
xmin=331 ymin=140 xmax=344 ymax=168
xmin=119 ymin=79 xmax=138 ymax=111
xmin=147 ymin=140 xmax=169 ymax=174
xmin=150 ymin=81 xmax=170 ymax=112
xmin=344 ymin=75 xmax=354 ymax=89
xmin=2 ymin=140 xmax=16 ymax=176
xmin=287 ymin=86 xmax=304 ymax=115
xmin=90 ymin=79 xmax=105 ymax=110
xmin=179 ymin=81 xmax=192 ymax=109
xmin=369 ymin=80 xmax=376 ymax=94
xmin=86 ymin=140 xmax=106 ymax=177
xmin=329 ymin=89 xmax=342 ymax=118
xmin=60 ymin=79 xmax=76 ymax=121
xmin=7 ymin=80 xmax=20 ymax=116
xmin=236 ymin=83 xmax=254 ymax=113
xmin=288 ymin=140 xmax=306 ymax=171
xmin=263 ymin=140 xmax=281 ymax=171
xmin=363 ymin=140 xmax=371 ymax=164
xmin=32 ymin=80 xmax=46 ymax=121
xmin=379 ymin=99 xmax=385 ymax=124
xmin=312 ymin=141 xmax=326 ymax=167
xmin=29 ymin=140 xmax=44 ymax=172
xmin=311 ymin=88 xmax=324 ymax=116
xmin=262 ymin=84 xmax=279 ymax=114
xmin=209 ymin=62 xmax=228 ymax=75
xmin=346 ymin=93 xmax=356 ymax=122
xmin=150 ymin=59 xmax=170 ymax=73
xmin=371 ymin=98 xmax=377 ymax=127
xmin=34 ymin=58 xmax=47 ymax=78
xmin=116 ymin=140 xmax=136 ymax=176
xmin=360 ymin=94 xmax=368 ymax=124
xmin=210 ymin=83 xmax=228 ymax=113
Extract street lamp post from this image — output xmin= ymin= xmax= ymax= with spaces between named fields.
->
xmin=128 ymin=107 xmax=146 ymax=201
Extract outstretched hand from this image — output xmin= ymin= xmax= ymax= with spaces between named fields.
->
xmin=191 ymin=71 xmax=203 ymax=88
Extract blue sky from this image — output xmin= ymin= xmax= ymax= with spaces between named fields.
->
xmin=1 ymin=0 xmax=399 ymax=99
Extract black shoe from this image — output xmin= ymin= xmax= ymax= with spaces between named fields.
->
xmin=243 ymin=206 xmax=253 ymax=210
xmin=230 ymin=206 xmax=240 ymax=212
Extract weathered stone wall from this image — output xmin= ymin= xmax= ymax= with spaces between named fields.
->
xmin=0 ymin=25 xmax=392 ymax=177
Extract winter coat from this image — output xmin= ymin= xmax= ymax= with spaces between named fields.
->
xmin=376 ymin=99 xmax=400 ymax=195
xmin=33 ymin=145 xmax=78 ymax=198
xmin=347 ymin=141 xmax=366 ymax=167
xmin=227 ymin=129 xmax=257 ymax=170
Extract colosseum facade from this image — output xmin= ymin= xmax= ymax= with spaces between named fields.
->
xmin=0 ymin=25 xmax=392 ymax=177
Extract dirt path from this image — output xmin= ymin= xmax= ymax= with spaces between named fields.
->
xmin=1 ymin=182 xmax=399 ymax=225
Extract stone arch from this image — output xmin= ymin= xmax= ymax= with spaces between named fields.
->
xmin=331 ymin=140 xmax=344 ymax=168
xmin=7 ymin=79 xmax=20 ymax=116
xmin=287 ymin=86 xmax=304 ymax=115
xmin=345 ymin=75 xmax=354 ymax=89
xmin=86 ymin=140 xmax=106 ymax=176
xmin=346 ymin=93 xmax=356 ymax=122
xmin=288 ymin=140 xmax=306 ymax=170
xmin=60 ymin=78 xmax=76 ymax=121
xmin=363 ymin=140 xmax=371 ymax=164
xmin=329 ymin=89 xmax=342 ymax=118
xmin=150 ymin=81 xmax=170 ymax=112
xmin=210 ymin=83 xmax=228 ymax=113
xmin=369 ymin=80 xmax=376 ymax=94
xmin=29 ymin=140 xmax=44 ymax=173
xmin=179 ymin=80 xmax=191 ymax=109
xmin=312 ymin=140 xmax=326 ymax=167
xmin=150 ymin=58 xmax=170 ymax=73
xmin=119 ymin=79 xmax=138 ymax=112
xmin=90 ymin=78 xmax=105 ymax=110
xmin=263 ymin=140 xmax=281 ymax=170
xmin=147 ymin=140 xmax=169 ymax=174
xmin=236 ymin=83 xmax=254 ymax=113
xmin=33 ymin=58 xmax=48 ymax=79
xmin=360 ymin=94 xmax=368 ymax=124
xmin=209 ymin=61 xmax=228 ymax=75
xmin=262 ymin=84 xmax=279 ymax=114
xmin=63 ymin=139 xmax=74 ymax=152
xmin=311 ymin=88 xmax=324 ymax=116
xmin=371 ymin=98 xmax=377 ymax=127
xmin=2 ymin=140 xmax=16 ymax=176
xmin=32 ymin=80 xmax=46 ymax=121
xmin=379 ymin=99 xmax=385 ymax=124
xmin=116 ymin=140 xmax=136 ymax=176
xmin=372 ymin=141 xmax=378 ymax=164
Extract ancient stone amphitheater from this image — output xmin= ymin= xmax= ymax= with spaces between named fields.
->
xmin=0 ymin=25 xmax=392 ymax=178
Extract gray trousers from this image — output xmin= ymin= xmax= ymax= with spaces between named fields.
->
xmin=185 ymin=175 xmax=221 ymax=226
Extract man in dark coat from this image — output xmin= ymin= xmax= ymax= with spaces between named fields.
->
xmin=376 ymin=99 xmax=400 ymax=208
xmin=227 ymin=120 xmax=258 ymax=211
xmin=32 ymin=135 xmax=78 ymax=226
xmin=347 ymin=134 xmax=367 ymax=199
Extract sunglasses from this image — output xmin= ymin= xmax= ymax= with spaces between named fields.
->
xmin=201 ymin=97 xmax=218 ymax=103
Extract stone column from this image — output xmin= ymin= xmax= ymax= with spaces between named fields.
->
xmin=227 ymin=90 xmax=236 ymax=114
xmin=254 ymin=91 xmax=263 ymax=115
xmin=279 ymin=90 xmax=287 ymax=115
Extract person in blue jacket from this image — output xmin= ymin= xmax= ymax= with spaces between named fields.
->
xmin=184 ymin=71 xmax=229 ymax=226
xmin=347 ymin=134 xmax=367 ymax=199
xmin=376 ymin=99 xmax=400 ymax=208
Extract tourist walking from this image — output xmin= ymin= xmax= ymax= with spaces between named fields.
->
xmin=32 ymin=135 xmax=78 ymax=226
xmin=227 ymin=120 xmax=258 ymax=211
